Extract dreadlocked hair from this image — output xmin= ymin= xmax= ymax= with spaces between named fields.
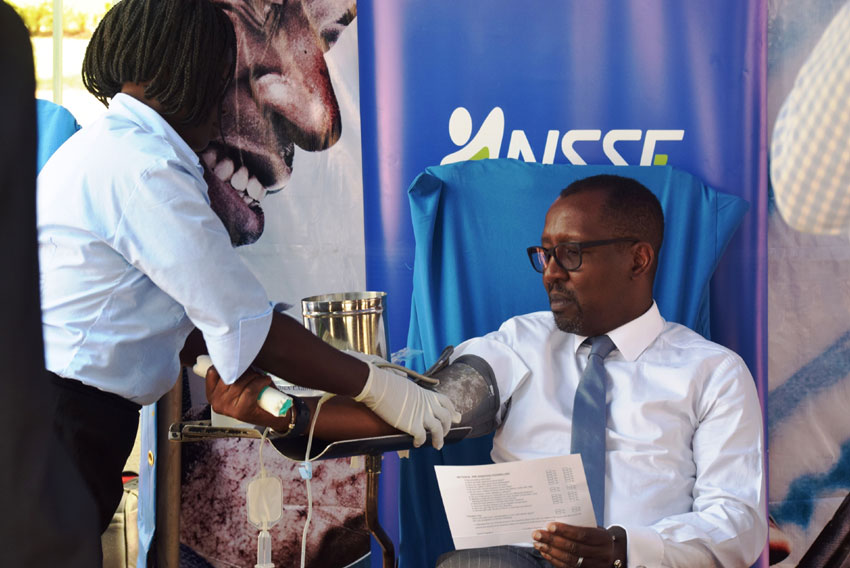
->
xmin=82 ymin=0 xmax=236 ymax=127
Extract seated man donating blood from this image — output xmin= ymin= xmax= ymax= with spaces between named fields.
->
xmin=206 ymin=174 xmax=767 ymax=568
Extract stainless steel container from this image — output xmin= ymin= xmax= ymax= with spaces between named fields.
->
xmin=301 ymin=291 xmax=390 ymax=358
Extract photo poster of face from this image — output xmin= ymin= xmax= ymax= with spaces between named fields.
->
xmin=766 ymin=1 xmax=850 ymax=566
xmin=176 ymin=2 xmax=370 ymax=568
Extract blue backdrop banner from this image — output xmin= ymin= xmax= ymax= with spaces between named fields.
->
xmin=357 ymin=2 xmax=767 ymax=567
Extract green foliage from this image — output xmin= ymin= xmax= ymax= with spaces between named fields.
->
xmin=8 ymin=1 xmax=52 ymax=35
xmin=8 ymin=0 xmax=113 ymax=38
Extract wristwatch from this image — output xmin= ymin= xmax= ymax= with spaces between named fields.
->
xmin=608 ymin=525 xmax=627 ymax=568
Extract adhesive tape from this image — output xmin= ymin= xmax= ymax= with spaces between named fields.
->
xmin=257 ymin=386 xmax=293 ymax=417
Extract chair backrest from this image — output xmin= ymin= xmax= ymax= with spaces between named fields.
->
xmin=398 ymin=159 xmax=749 ymax=568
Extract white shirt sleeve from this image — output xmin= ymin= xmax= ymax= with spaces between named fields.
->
xmin=770 ymin=2 xmax=850 ymax=234
xmin=113 ymin=158 xmax=272 ymax=383
xmin=624 ymin=356 xmax=767 ymax=567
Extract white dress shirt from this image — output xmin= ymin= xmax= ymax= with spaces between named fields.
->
xmin=452 ymin=302 xmax=766 ymax=567
xmin=38 ymin=94 xmax=272 ymax=405
xmin=770 ymin=1 xmax=850 ymax=234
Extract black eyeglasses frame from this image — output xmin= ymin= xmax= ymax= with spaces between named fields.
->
xmin=526 ymin=238 xmax=639 ymax=273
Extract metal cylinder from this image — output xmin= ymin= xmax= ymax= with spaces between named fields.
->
xmin=301 ymin=291 xmax=390 ymax=358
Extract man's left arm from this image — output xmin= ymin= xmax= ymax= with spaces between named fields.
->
xmin=625 ymin=357 xmax=767 ymax=567
xmin=648 ymin=356 xmax=766 ymax=566
xmin=535 ymin=356 xmax=766 ymax=567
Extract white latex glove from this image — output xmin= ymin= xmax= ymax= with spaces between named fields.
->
xmin=354 ymin=361 xmax=461 ymax=449
xmin=343 ymin=349 xmax=388 ymax=365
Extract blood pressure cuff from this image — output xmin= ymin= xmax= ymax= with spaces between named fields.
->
xmin=427 ymin=355 xmax=499 ymax=439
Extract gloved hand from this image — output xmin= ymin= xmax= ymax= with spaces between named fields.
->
xmin=353 ymin=360 xmax=461 ymax=449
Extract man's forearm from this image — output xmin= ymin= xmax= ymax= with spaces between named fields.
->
xmin=301 ymin=396 xmax=401 ymax=440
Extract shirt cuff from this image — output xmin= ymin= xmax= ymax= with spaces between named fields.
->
xmin=619 ymin=524 xmax=664 ymax=568
xmin=204 ymin=307 xmax=273 ymax=384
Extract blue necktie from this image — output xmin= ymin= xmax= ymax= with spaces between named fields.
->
xmin=571 ymin=335 xmax=615 ymax=525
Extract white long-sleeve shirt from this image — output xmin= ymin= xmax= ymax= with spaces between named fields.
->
xmin=37 ymin=94 xmax=272 ymax=405
xmin=452 ymin=302 xmax=766 ymax=567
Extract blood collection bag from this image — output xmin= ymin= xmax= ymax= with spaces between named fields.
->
xmin=247 ymin=474 xmax=282 ymax=568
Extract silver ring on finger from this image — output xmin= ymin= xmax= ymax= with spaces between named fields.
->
xmin=576 ymin=557 xmax=584 ymax=568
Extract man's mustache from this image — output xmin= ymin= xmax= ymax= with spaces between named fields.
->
xmin=548 ymin=285 xmax=577 ymax=303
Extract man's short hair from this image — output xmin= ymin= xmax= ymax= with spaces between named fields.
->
xmin=82 ymin=0 xmax=236 ymax=127
xmin=560 ymin=174 xmax=665 ymax=258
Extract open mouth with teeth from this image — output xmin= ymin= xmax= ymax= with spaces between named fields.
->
xmin=201 ymin=140 xmax=294 ymax=246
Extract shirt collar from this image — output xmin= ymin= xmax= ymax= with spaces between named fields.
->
xmin=572 ymin=301 xmax=665 ymax=362
xmin=109 ymin=93 xmax=203 ymax=176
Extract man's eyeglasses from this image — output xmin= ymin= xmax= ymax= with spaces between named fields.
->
xmin=526 ymin=238 xmax=639 ymax=273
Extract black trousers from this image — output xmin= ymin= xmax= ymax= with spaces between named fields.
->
xmin=50 ymin=373 xmax=141 ymax=535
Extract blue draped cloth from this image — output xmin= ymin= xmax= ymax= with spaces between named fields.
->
xmin=36 ymin=99 xmax=80 ymax=173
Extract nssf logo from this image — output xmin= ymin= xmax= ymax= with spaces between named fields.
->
xmin=440 ymin=107 xmax=685 ymax=167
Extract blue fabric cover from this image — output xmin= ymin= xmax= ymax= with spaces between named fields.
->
xmin=36 ymin=99 xmax=80 ymax=173
xmin=398 ymin=159 xmax=749 ymax=568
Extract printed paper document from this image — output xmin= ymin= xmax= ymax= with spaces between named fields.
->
xmin=434 ymin=454 xmax=596 ymax=550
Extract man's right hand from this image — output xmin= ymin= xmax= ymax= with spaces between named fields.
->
xmin=354 ymin=361 xmax=461 ymax=450
xmin=532 ymin=523 xmax=625 ymax=568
